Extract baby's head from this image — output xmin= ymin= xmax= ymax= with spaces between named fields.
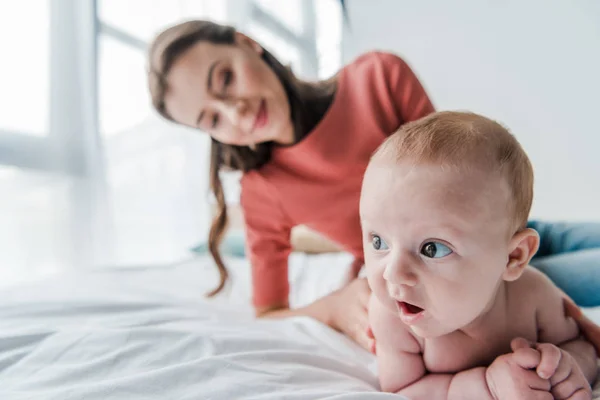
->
xmin=360 ymin=111 xmax=539 ymax=338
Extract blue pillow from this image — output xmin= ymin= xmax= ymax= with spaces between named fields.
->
xmin=190 ymin=231 xmax=246 ymax=258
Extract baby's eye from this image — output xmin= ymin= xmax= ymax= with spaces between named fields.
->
xmin=420 ymin=242 xmax=452 ymax=258
xmin=371 ymin=234 xmax=389 ymax=251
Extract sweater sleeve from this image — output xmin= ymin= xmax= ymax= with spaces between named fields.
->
xmin=240 ymin=172 xmax=293 ymax=309
xmin=379 ymin=52 xmax=435 ymax=124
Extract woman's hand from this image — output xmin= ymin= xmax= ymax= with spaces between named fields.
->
xmin=258 ymin=276 xmax=378 ymax=352
xmin=342 ymin=258 xmax=364 ymax=286
xmin=323 ymin=277 xmax=373 ymax=351
xmin=563 ymin=296 xmax=600 ymax=356
xmin=257 ymin=277 xmax=374 ymax=352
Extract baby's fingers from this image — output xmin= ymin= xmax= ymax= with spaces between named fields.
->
xmin=529 ymin=391 xmax=555 ymax=400
xmin=521 ymin=369 xmax=552 ymax=392
xmin=511 ymin=337 xmax=533 ymax=352
xmin=549 ymin=351 xmax=572 ymax=386
xmin=551 ymin=374 xmax=592 ymax=400
xmin=512 ymin=345 xmax=542 ymax=369
xmin=535 ymin=343 xmax=562 ymax=379
xmin=566 ymin=388 xmax=593 ymax=400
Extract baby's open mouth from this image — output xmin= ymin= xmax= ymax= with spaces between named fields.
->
xmin=398 ymin=301 xmax=424 ymax=315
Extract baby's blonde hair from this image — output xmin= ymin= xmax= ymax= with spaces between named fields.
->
xmin=374 ymin=111 xmax=534 ymax=233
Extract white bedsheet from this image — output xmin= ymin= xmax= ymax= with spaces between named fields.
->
xmin=0 ymin=254 xmax=598 ymax=399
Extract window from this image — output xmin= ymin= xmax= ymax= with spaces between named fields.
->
xmin=254 ymin=0 xmax=305 ymax=35
xmin=0 ymin=1 xmax=96 ymax=287
xmin=0 ymin=166 xmax=71 ymax=288
xmin=246 ymin=0 xmax=342 ymax=80
xmin=97 ymin=0 xmax=222 ymax=264
xmin=247 ymin=21 xmax=302 ymax=71
xmin=98 ymin=35 xmax=150 ymax=136
xmin=99 ymin=0 xmax=227 ymax=43
xmin=247 ymin=0 xmax=319 ymax=78
xmin=0 ymin=1 xmax=50 ymax=136
xmin=315 ymin=0 xmax=343 ymax=79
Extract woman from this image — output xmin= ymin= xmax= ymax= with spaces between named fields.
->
xmin=147 ymin=20 xmax=600 ymax=352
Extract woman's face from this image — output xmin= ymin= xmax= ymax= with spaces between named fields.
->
xmin=164 ymin=33 xmax=294 ymax=146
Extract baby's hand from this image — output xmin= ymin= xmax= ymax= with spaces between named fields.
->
xmin=529 ymin=341 xmax=592 ymax=400
xmin=486 ymin=342 xmax=552 ymax=400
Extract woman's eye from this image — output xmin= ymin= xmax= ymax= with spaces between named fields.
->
xmin=211 ymin=113 xmax=220 ymax=129
xmin=222 ymin=70 xmax=233 ymax=89
xmin=421 ymin=242 xmax=453 ymax=258
xmin=372 ymin=235 xmax=389 ymax=251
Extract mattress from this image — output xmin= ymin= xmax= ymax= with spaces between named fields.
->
xmin=0 ymin=253 xmax=598 ymax=399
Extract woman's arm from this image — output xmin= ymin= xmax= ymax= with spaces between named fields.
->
xmin=256 ymin=298 xmax=330 ymax=324
xmin=564 ymin=296 xmax=600 ymax=356
xmin=241 ymin=174 xmax=373 ymax=349
xmin=257 ymin=278 xmax=374 ymax=351
xmin=240 ymin=173 xmax=294 ymax=309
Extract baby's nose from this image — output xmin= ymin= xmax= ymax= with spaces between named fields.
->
xmin=383 ymin=253 xmax=418 ymax=287
xmin=386 ymin=282 xmax=416 ymax=302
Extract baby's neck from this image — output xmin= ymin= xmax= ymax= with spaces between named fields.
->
xmin=458 ymin=281 xmax=509 ymax=340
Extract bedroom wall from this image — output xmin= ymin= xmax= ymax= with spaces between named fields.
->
xmin=341 ymin=0 xmax=600 ymax=222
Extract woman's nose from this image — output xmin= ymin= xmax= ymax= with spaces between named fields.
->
xmin=221 ymin=98 xmax=249 ymax=127
xmin=383 ymin=251 xmax=418 ymax=287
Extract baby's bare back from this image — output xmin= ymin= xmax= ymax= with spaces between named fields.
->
xmin=419 ymin=268 xmax=549 ymax=373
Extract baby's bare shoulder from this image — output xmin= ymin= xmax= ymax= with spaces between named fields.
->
xmin=507 ymin=266 xmax=578 ymax=343
xmin=505 ymin=266 xmax=561 ymax=322
xmin=507 ymin=266 xmax=556 ymax=300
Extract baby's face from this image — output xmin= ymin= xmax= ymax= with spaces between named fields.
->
xmin=360 ymin=160 xmax=514 ymax=338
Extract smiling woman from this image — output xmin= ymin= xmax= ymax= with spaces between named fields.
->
xmin=149 ymin=21 xmax=335 ymax=149
xmin=161 ymin=35 xmax=295 ymax=147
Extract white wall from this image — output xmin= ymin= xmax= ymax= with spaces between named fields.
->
xmin=342 ymin=0 xmax=600 ymax=221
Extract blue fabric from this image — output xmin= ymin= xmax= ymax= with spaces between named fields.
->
xmin=528 ymin=220 xmax=600 ymax=307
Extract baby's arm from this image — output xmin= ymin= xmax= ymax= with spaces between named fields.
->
xmin=369 ymin=296 xmax=493 ymax=399
xmin=533 ymin=269 xmax=597 ymax=385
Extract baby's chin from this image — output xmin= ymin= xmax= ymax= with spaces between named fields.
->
xmin=412 ymin=312 xmax=490 ymax=339
xmin=402 ymin=310 xmax=470 ymax=339
xmin=408 ymin=322 xmax=456 ymax=339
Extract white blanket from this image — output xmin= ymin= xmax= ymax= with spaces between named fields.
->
xmin=0 ymin=254 xmax=598 ymax=399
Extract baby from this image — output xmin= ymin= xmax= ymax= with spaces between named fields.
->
xmin=361 ymin=111 xmax=597 ymax=400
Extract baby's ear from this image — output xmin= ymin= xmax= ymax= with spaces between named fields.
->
xmin=503 ymin=228 xmax=540 ymax=282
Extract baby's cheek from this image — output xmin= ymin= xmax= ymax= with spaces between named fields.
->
xmin=365 ymin=262 xmax=387 ymax=296
xmin=363 ymin=257 xmax=380 ymax=278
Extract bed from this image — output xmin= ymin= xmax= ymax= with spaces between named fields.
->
xmin=0 ymin=252 xmax=598 ymax=399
